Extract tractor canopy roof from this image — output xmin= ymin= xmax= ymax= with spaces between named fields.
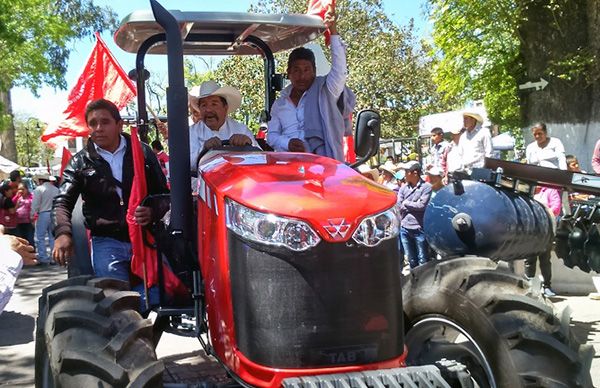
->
xmin=114 ymin=10 xmax=326 ymax=56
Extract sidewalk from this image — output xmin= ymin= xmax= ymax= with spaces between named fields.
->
xmin=1 ymin=264 xmax=598 ymax=387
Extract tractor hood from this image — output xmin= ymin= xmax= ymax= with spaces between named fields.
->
xmin=198 ymin=152 xmax=397 ymax=242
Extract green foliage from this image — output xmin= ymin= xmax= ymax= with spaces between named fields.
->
xmin=429 ymin=0 xmax=522 ymax=130
xmin=429 ymin=0 xmax=597 ymax=133
xmin=185 ymin=0 xmax=454 ymax=138
xmin=14 ymin=117 xmax=54 ymax=167
xmin=0 ymin=0 xmax=118 ymax=93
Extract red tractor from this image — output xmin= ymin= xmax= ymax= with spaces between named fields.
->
xmin=35 ymin=1 xmax=594 ymax=387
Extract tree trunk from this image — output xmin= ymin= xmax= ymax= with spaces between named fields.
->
xmin=587 ymin=0 xmax=600 ymax=121
xmin=0 ymin=90 xmax=18 ymax=163
xmin=519 ymin=0 xmax=591 ymax=125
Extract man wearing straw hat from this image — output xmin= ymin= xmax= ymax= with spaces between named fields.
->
xmin=459 ymin=111 xmax=492 ymax=172
xmin=188 ymin=80 xmax=258 ymax=170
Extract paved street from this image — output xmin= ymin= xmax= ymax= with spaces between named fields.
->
xmin=1 ymin=264 xmax=598 ymax=387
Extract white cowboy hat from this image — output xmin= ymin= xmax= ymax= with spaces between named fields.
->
xmin=188 ymin=85 xmax=202 ymax=113
xmin=379 ymin=161 xmax=398 ymax=176
xmin=195 ymin=80 xmax=241 ymax=114
xmin=463 ymin=111 xmax=484 ymax=124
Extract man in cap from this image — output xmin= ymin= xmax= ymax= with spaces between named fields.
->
xmin=267 ymin=4 xmax=355 ymax=162
xmin=459 ymin=112 xmax=492 ymax=172
xmin=31 ymin=174 xmax=59 ymax=264
xmin=426 ymin=166 xmax=445 ymax=197
xmin=189 ymin=80 xmax=258 ymax=170
xmin=397 ymin=161 xmax=432 ymax=269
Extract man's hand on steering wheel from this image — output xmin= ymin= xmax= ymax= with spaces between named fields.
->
xmin=203 ymin=136 xmax=222 ymax=150
xmin=229 ymin=134 xmax=252 ymax=147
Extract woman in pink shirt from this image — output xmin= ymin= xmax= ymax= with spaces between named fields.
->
xmin=13 ymin=183 xmax=34 ymax=246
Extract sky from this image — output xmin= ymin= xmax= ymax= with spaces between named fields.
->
xmin=11 ymin=0 xmax=428 ymax=126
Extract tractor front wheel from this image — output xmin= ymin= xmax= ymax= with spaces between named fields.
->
xmin=402 ymin=257 xmax=594 ymax=388
xmin=35 ymin=276 xmax=163 ymax=388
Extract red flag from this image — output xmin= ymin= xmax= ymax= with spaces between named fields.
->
xmin=343 ymin=135 xmax=356 ymax=163
xmin=41 ymin=32 xmax=136 ymax=142
xmin=307 ymin=0 xmax=336 ymax=45
xmin=59 ymin=147 xmax=73 ymax=179
xmin=127 ymin=126 xmax=155 ymax=289
xmin=127 ymin=127 xmax=187 ymax=298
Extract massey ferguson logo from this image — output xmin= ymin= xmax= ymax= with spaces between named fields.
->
xmin=323 ymin=218 xmax=351 ymax=239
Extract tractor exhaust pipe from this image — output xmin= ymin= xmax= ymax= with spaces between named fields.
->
xmin=150 ymin=0 xmax=193 ymax=238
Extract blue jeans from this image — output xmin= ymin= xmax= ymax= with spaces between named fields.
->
xmin=35 ymin=211 xmax=54 ymax=262
xmin=400 ymin=227 xmax=430 ymax=268
xmin=91 ymin=236 xmax=159 ymax=310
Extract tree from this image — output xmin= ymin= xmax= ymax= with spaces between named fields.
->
xmin=428 ymin=0 xmax=522 ymax=130
xmin=0 ymin=0 xmax=118 ymax=161
xmin=428 ymin=0 xmax=599 ymax=132
xmin=198 ymin=0 xmax=452 ymax=138
xmin=14 ymin=117 xmax=54 ymax=168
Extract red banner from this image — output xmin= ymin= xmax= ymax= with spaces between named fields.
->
xmin=59 ymin=147 xmax=72 ymax=181
xmin=127 ymin=126 xmax=155 ymax=288
xmin=127 ymin=127 xmax=187 ymax=299
xmin=41 ymin=32 xmax=136 ymax=142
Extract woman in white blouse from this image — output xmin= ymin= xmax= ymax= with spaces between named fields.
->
xmin=525 ymin=122 xmax=567 ymax=170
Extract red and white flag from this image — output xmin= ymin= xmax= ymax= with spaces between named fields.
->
xmin=307 ymin=0 xmax=336 ymax=46
xmin=41 ymin=32 xmax=136 ymax=142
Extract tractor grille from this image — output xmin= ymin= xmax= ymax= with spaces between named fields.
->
xmin=282 ymin=366 xmax=451 ymax=388
xmin=228 ymin=233 xmax=404 ymax=368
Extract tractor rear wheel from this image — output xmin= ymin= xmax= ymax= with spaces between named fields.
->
xmin=35 ymin=276 xmax=163 ymax=388
xmin=402 ymin=257 xmax=594 ymax=388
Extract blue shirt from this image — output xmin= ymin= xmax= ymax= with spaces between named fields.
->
xmin=397 ymin=179 xmax=432 ymax=230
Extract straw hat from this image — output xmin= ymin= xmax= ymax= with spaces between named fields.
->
xmin=379 ymin=161 xmax=397 ymax=176
xmin=357 ymin=164 xmax=379 ymax=181
xmin=194 ymin=80 xmax=241 ymax=114
xmin=463 ymin=111 xmax=484 ymax=124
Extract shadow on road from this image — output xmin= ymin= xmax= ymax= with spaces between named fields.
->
xmin=570 ymin=319 xmax=600 ymax=348
xmin=0 ymin=311 xmax=34 ymax=346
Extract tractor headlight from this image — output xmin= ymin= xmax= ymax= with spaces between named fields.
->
xmin=352 ymin=206 xmax=400 ymax=247
xmin=225 ymin=198 xmax=321 ymax=251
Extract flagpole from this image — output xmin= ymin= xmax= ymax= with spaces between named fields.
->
xmin=142 ymin=261 xmax=149 ymax=311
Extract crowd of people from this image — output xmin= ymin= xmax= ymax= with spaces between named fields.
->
xmin=369 ymin=115 xmax=595 ymax=297
xmin=4 ymin=2 xmax=593 ymax=312
xmin=0 ymin=171 xmax=59 ymax=265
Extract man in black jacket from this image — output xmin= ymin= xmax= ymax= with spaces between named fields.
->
xmin=52 ymin=99 xmax=168 ymax=288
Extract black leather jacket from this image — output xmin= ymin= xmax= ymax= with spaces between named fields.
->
xmin=53 ymin=133 xmax=169 ymax=241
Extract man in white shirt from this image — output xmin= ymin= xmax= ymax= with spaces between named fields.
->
xmin=267 ymin=4 xmax=355 ymax=162
xmin=426 ymin=127 xmax=449 ymax=171
xmin=31 ymin=174 xmax=59 ymax=264
xmin=188 ymin=80 xmax=258 ymax=171
xmin=0 ymin=225 xmax=37 ymax=314
xmin=459 ymin=112 xmax=492 ymax=172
